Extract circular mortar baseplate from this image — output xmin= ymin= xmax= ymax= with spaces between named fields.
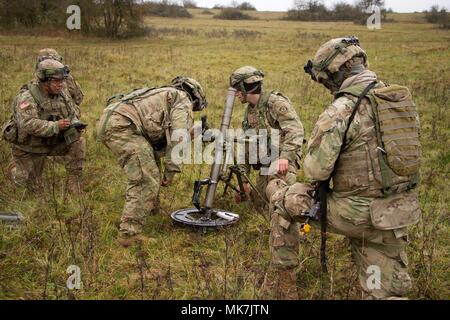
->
xmin=171 ymin=208 xmax=239 ymax=229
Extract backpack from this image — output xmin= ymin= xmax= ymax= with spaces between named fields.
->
xmin=338 ymin=83 xmax=421 ymax=193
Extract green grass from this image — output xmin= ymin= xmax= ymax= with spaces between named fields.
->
xmin=0 ymin=13 xmax=449 ymax=300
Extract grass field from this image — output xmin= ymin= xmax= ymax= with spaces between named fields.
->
xmin=0 ymin=11 xmax=449 ymax=300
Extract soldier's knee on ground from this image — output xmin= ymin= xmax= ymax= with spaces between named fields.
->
xmin=260 ymin=265 xmax=299 ymax=300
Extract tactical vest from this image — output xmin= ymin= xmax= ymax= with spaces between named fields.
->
xmin=242 ymin=90 xmax=290 ymax=132
xmin=242 ymin=91 xmax=294 ymax=170
xmin=333 ymin=83 xmax=421 ymax=197
xmin=242 ymin=91 xmax=273 ymax=132
xmin=97 ymin=86 xmax=173 ymax=145
xmin=15 ymin=83 xmax=75 ymax=154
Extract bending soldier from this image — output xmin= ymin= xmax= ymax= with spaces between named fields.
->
xmin=97 ymin=77 xmax=207 ymax=247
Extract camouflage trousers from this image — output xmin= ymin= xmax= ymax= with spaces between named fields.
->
xmin=99 ymin=112 xmax=161 ymax=237
xmin=10 ymin=137 xmax=85 ymax=192
xmin=269 ymin=182 xmax=413 ymax=299
xmin=250 ymin=164 xmax=297 ymax=210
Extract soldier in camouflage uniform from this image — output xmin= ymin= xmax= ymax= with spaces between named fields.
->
xmin=5 ymin=59 xmax=85 ymax=194
xmin=229 ymin=66 xmax=304 ymax=208
xmin=35 ymin=48 xmax=84 ymax=108
xmin=97 ymin=77 xmax=207 ymax=247
xmin=263 ymin=37 xmax=422 ymax=300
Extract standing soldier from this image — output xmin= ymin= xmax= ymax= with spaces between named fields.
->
xmin=229 ymin=66 xmax=304 ymax=209
xmin=97 ymin=77 xmax=207 ymax=247
xmin=263 ymin=37 xmax=422 ymax=300
xmin=35 ymin=48 xmax=84 ymax=109
xmin=2 ymin=59 xmax=86 ymax=194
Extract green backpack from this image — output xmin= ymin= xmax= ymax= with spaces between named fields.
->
xmin=338 ymin=83 xmax=421 ymax=193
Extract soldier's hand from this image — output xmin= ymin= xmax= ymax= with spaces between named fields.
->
xmin=277 ymin=159 xmax=289 ymax=176
xmin=58 ymin=119 xmax=71 ymax=131
xmin=235 ymin=183 xmax=251 ymax=203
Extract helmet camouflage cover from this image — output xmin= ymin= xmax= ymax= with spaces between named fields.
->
xmin=171 ymin=76 xmax=208 ymax=112
xmin=230 ymin=66 xmax=265 ymax=92
xmin=36 ymin=48 xmax=63 ymax=67
xmin=36 ymin=59 xmax=70 ymax=82
xmin=304 ymin=36 xmax=368 ymax=82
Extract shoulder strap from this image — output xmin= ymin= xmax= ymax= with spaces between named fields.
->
xmin=257 ymin=90 xmax=274 ymax=130
xmin=257 ymin=90 xmax=273 ymax=111
xmin=27 ymin=83 xmax=44 ymax=109
xmin=341 ymin=81 xmax=378 ymax=151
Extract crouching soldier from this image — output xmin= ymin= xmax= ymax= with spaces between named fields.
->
xmin=2 ymin=59 xmax=86 ymax=194
xmin=97 ymin=77 xmax=207 ymax=247
xmin=229 ymin=66 xmax=304 ymax=209
xmin=262 ymin=37 xmax=422 ymax=300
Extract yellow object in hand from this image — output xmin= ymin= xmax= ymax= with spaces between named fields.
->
xmin=301 ymin=223 xmax=311 ymax=234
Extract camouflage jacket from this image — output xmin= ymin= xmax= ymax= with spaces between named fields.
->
xmin=104 ymin=87 xmax=194 ymax=179
xmin=12 ymin=82 xmax=79 ymax=154
xmin=304 ymin=72 xmax=380 ymax=187
xmin=303 ymin=71 xmax=421 ymax=230
xmin=240 ymin=90 xmax=304 ymax=176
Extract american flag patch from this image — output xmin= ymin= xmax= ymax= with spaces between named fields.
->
xmin=19 ymin=101 xmax=30 ymax=109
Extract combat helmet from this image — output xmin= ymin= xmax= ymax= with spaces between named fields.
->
xmin=36 ymin=59 xmax=70 ymax=82
xmin=304 ymin=36 xmax=368 ymax=83
xmin=171 ymin=76 xmax=208 ymax=112
xmin=230 ymin=66 xmax=265 ymax=93
xmin=36 ymin=48 xmax=63 ymax=68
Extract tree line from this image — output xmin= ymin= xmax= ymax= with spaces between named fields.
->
xmin=285 ymin=0 xmax=391 ymax=24
xmin=0 ymin=0 xmax=447 ymax=39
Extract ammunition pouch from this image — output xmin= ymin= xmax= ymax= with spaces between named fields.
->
xmin=64 ymin=126 xmax=81 ymax=145
xmin=1 ymin=119 xmax=18 ymax=143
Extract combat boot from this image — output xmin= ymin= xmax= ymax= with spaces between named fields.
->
xmin=260 ymin=266 xmax=299 ymax=300
xmin=117 ymin=233 xmax=146 ymax=248
xmin=118 ymin=221 xmax=146 ymax=248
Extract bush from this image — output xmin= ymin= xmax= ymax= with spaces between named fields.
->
xmin=213 ymin=8 xmax=255 ymax=20
xmin=0 ymin=0 xmax=149 ymax=39
xmin=425 ymin=6 xmax=450 ymax=29
xmin=142 ymin=1 xmax=192 ymax=18
xmin=237 ymin=2 xmax=256 ymax=11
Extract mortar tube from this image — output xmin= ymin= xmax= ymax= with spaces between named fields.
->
xmin=203 ymin=87 xmax=237 ymax=210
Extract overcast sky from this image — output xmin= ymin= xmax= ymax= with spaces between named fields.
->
xmin=194 ymin=0 xmax=450 ymax=12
